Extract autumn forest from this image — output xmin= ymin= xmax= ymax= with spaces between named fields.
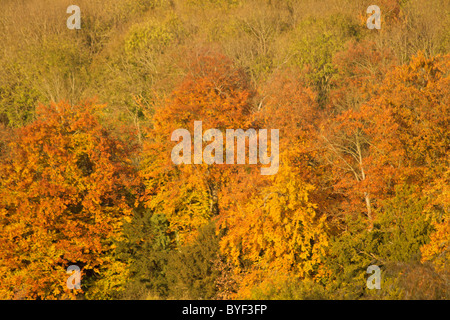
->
xmin=0 ymin=0 xmax=449 ymax=300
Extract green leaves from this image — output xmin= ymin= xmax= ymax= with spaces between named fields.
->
xmin=124 ymin=14 xmax=186 ymax=54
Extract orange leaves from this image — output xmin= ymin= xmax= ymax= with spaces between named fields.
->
xmin=318 ymin=51 xmax=450 ymax=229
xmin=329 ymin=40 xmax=397 ymax=115
xmin=215 ymin=68 xmax=331 ymax=296
xmin=154 ymin=52 xmax=254 ymax=134
xmin=421 ymin=215 xmax=450 ymax=271
xmin=0 ymin=100 xmax=140 ymax=299
xmin=140 ymin=52 xmax=257 ymax=245
xmin=370 ymin=53 xmax=450 ymax=183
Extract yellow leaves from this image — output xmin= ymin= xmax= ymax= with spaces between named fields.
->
xmin=219 ymin=163 xmax=329 ymax=295
xmin=421 ymin=213 xmax=450 ymax=272
xmin=85 ymin=260 xmax=130 ymax=300
xmin=123 ymin=216 xmax=132 ymax=224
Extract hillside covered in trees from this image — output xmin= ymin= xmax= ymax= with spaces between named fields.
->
xmin=0 ymin=0 xmax=449 ymax=299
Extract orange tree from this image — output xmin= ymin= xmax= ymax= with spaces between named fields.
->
xmin=139 ymin=51 xmax=256 ymax=246
xmin=318 ymin=40 xmax=398 ymax=229
xmin=0 ymin=100 xmax=140 ymax=299
xmin=368 ymin=52 xmax=450 ymax=277
xmin=321 ymin=52 xmax=450 ymax=298
xmin=217 ymin=68 xmax=330 ymax=298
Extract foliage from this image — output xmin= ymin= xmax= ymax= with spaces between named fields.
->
xmin=324 ymin=185 xmax=438 ymax=299
xmin=0 ymin=101 xmax=140 ymax=299
xmin=124 ymin=14 xmax=186 ymax=54
xmin=140 ymin=51 xmax=255 ymax=245
xmin=165 ymin=221 xmax=221 ymax=299
xmin=289 ymin=13 xmax=361 ymax=105
xmin=0 ymin=0 xmax=448 ymax=300
xmin=117 ymin=209 xmax=174 ymax=299
xmin=219 ymin=163 xmax=329 ymax=298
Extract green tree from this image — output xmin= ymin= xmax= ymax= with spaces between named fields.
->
xmin=324 ymin=185 xmax=435 ymax=299
xmin=117 ymin=209 xmax=174 ymax=299
xmin=166 ymin=221 xmax=221 ymax=299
